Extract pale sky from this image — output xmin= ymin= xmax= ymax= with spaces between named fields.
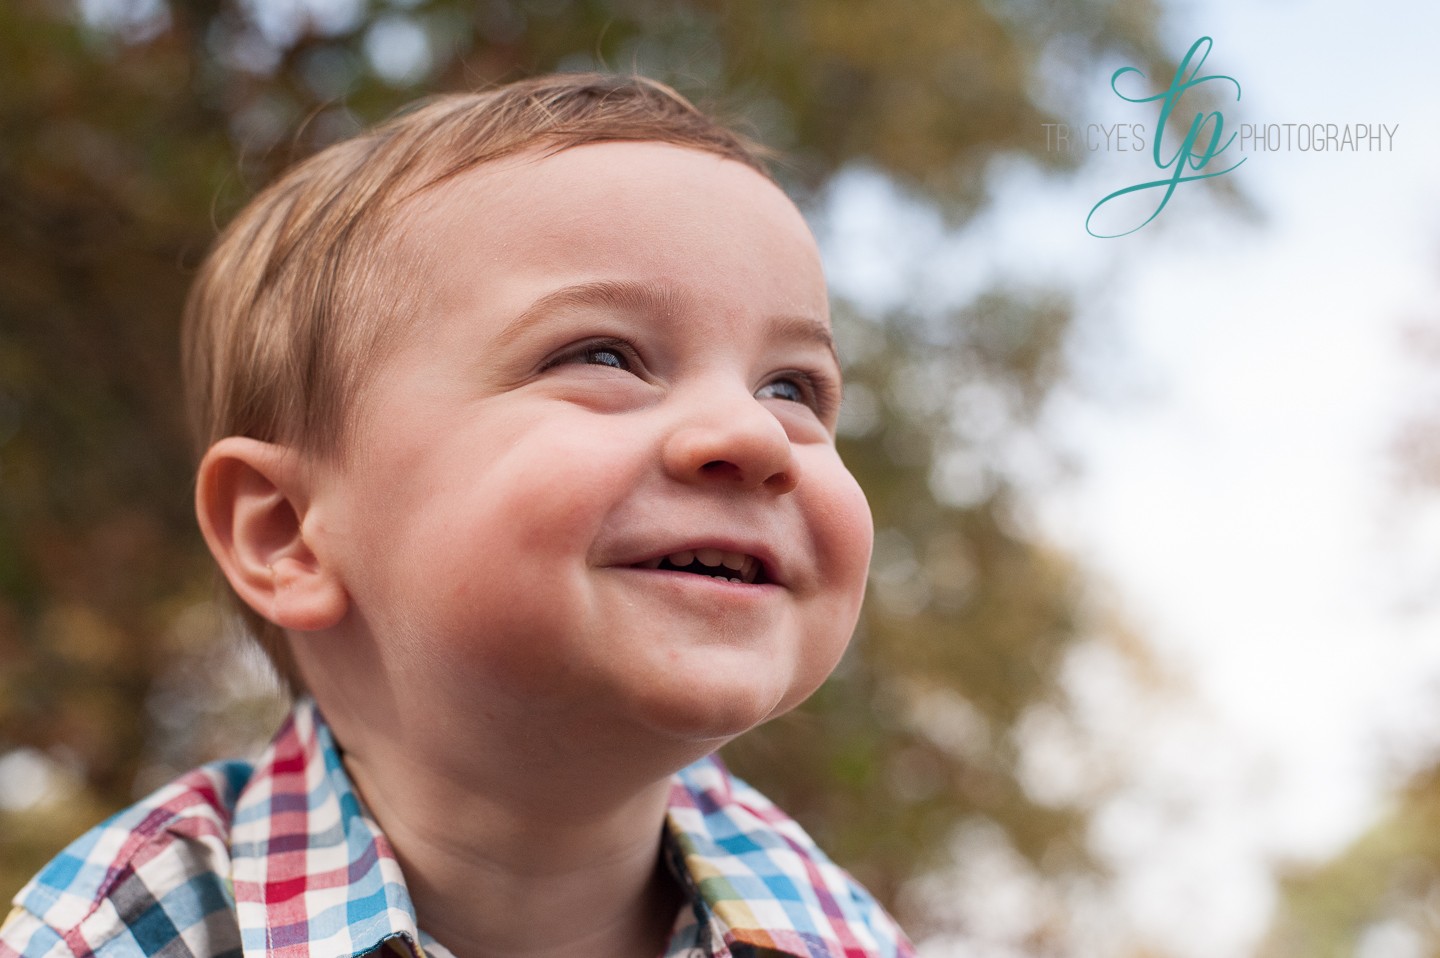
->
xmin=824 ymin=0 xmax=1440 ymax=953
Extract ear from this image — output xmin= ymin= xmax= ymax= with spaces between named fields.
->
xmin=195 ymin=437 xmax=348 ymax=632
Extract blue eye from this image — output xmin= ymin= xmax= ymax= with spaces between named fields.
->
xmin=548 ymin=338 xmax=638 ymax=372
xmin=583 ymin=346 xmax=629 ymax=369
xmin=758 ymin=371 xmax=841 ymax=422
xmin=757 ymin=378 xmax=806 ymax=403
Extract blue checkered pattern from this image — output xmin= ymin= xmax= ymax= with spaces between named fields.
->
xmin=1 ymin=700 xmax=913 ymax=958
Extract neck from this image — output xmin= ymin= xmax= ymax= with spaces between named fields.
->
xmin=338 ymin=729 xmax=688 ymax=958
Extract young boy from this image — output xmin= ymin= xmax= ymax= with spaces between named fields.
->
xmin=1 ymin=74 xmax=913 ymax=958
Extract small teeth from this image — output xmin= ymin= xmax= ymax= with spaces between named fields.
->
xmin=680 ymin=548 xmax=748 ymax=572
xmin=639 ymin=548 xmax=762 ymax=583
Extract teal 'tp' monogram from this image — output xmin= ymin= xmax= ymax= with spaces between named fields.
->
xmin=1087 ymin=37 xmax=1245 ymax=238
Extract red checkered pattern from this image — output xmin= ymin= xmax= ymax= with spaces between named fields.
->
xmin=2 ymin=700 xmax=914 ymax=958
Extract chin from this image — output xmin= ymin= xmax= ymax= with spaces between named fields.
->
xmin=628 ymin=658 xmax=829 ymax=747
xmin=629 ymin=676 xmax=794 ymax=746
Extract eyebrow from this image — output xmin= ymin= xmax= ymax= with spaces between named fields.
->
xmin=494 ymin=278 xmax=839 ymax=366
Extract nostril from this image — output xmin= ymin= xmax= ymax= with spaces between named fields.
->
xmin=699 ymin=460 xmax=742 ymax=480
xmin=764 ymin=469 xmax=798 ymax=494
xmin=699 ymin=460 xmax=796 ymax=491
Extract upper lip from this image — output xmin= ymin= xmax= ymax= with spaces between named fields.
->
xmin=617 ymin=538 xmax=784 ymax=586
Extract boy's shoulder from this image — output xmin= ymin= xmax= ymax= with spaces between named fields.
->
xmin=0 ymin=704 xmax=407 ymax=958
xmin=0 ymin=758 xmax=251 ymax=958
xmin=2 ymin=703 xmax=914 ymax=958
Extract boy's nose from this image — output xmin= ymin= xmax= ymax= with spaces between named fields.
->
xmin=662 ymin=385 xmax=799 ymax=494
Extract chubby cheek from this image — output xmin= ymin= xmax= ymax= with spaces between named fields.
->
xmin=773 ymin=457 xmax=873 ymax=714
xmin=812 ymin=456 xmax=875 ymax=621
xmin=383 ymin=421 xmax=645 ymax=693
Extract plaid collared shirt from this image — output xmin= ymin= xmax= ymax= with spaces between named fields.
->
xmin=1 ymin=701 xmax=914 ymax=958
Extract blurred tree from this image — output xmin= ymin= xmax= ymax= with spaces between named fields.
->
xmin=0 ymin=0 xmax=1172 ymax=948
xmin=1258 ymin=764 xmax=1440 ymax=958
xmin=1257 ymin=320 xmax=1440 ymax=957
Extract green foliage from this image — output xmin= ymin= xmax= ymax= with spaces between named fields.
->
xmin=0 ymin=0 xmax=1168 ymax=934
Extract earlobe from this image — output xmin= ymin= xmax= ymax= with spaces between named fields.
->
xmin=195 ymin=437 xmax=348 ymax=632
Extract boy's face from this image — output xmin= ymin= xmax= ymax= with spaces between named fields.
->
xmin=307 ymin=142 xmax=872 ymax=749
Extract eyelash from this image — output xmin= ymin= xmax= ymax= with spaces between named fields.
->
xmin=762 ymin=370 xmax=839 ymax=418
xmin=545 ymin=337 xmax=840 ymax=417
xmin=551 ymin=337 xmax=640 ymax=371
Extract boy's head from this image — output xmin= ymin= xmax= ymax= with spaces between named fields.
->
xmin=184 ymin=74 xmax=873 ymax=752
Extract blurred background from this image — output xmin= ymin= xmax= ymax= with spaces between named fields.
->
xmin=1 ymin=0 xmax=1437 ymax=955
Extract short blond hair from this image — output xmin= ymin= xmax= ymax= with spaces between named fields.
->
xmin=181 ymin=73 xmax=774 ymax=694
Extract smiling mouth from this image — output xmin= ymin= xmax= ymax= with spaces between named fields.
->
xmin=631 ymin=549 xmax=766 ymax=585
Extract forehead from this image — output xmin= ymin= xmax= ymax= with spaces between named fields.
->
xmin=392 ymin=141 xmax=830 ymax=344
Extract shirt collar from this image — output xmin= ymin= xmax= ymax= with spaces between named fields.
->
xmin=230 ymin=700 xmax=896 ymax=958
xmin=665 ymin=760 xmax=899 ymax=958
xmin=230 ymin=701 xmax=421 ymax=958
